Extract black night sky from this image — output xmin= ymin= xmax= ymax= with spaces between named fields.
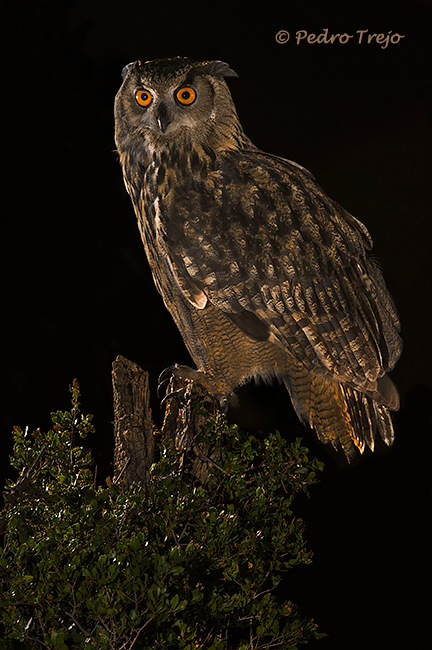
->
xmin=2 ymin=1 xmax=431 ymax=648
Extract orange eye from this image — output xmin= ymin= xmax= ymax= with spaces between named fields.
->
xmin=175 ymin=87 xmax=196 ymax=106
xmin=135 ymin=89 xmax=153 ymax=107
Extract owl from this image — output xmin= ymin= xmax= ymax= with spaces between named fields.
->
xmin=114 ymin=57 xmax=402 ymax=460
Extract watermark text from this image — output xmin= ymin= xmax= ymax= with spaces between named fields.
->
xmin=275 ymin=28 xmax=405 ymax=49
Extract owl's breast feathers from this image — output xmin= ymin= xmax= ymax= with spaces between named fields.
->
xmin=141 ymin=143 xmax=401 ymax=411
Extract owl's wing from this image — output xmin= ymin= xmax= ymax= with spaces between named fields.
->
xmin=160 ymin=148 xmax=402 ymax=402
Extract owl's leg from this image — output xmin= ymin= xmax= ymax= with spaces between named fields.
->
xmin=158 ymin=364 xmax=231 ymax=412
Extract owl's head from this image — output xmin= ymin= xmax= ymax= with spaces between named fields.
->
xmin=114 ymin=57 xmax=244 ymax=157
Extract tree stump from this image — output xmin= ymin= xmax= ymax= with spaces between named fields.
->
xmin=112 ymin=355 xmax=156 ymax=486
xmin=161 ymin=375 xmax=220 ymax=483
xmin=112 ymin=356 xmax=220 ymax=486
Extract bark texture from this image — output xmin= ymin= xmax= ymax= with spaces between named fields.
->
xmin=112 ymin=355 xmax=156 ymax=486
xmin=112 ymin=356 xmax=220 ymax=486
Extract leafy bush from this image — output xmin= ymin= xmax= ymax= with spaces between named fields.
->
xmin=0 ymin=381 xmax=324 ymax=649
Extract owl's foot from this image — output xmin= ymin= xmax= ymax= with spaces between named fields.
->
xmin=160 ymin=387 xmax=188 ymax=409
xmin=157 ymin=364 xmax=231 ymax=412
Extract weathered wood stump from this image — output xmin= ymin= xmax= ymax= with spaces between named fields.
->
xmin=112 ymin=355 xmax=220 ymax=486
xmin=112 ymin=355 xmax=156 ymax=486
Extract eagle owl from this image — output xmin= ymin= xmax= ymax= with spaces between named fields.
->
xmin=114 ymin=57 xmax=402 ymax=460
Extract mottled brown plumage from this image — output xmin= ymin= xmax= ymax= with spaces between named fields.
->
xmin=114 ymin=57 xmax=402 ymax=460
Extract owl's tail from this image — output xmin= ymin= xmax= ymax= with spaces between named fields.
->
xmin=282 ymin=365 xmax=397 ymax=461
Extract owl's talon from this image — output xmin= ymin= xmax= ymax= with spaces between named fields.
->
xmin=160 ymin=388 xmax=186 ymax=409
xmin=157 ymin=377 xmax=171 ymax=399
xmin=157 ymin=365 xmax=180 ymax=402
xmin=158 ymin=365 xmax=177 ymax=384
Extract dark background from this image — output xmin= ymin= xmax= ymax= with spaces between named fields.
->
xmin=2 ymin=0 xmax=431 ymax=648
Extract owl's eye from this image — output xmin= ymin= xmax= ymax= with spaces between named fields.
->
xmin=175 ymin=87 xmax=197 ymax=106
xmin=135 ymin=89 xmax=153 ymax=107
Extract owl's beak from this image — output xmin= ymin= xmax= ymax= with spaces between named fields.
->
xmin=154 ymin=101 xmax=171 ymax=134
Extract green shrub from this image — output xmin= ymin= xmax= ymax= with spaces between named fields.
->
xmin=0 ymin=381 xmax=324 ymax=649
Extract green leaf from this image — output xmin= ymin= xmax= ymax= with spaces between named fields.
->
xmin=21 ymin=575 xmax=34 ymax=583
xmin=171 ymin=565 xmax=184 ymax=576
xmin=191 ymin=588 xmax=202 ymax=603
xmin=170 ymin=594 xmax=180 ymax=609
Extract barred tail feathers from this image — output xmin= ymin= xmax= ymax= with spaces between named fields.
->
xmin=282 ymin=365 xmax=395 ymax=460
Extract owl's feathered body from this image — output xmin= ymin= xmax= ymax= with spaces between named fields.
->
xmin=114 ymin=57 xmax=402 ymax=459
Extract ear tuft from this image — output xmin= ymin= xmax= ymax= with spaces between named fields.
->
xmin=121 ymin=62 xmax=135 ymax=80
xmin=189 ymin=60 xmax=239 ymax=81
xmin=207 ymin=60 xmax=239 ymax=79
